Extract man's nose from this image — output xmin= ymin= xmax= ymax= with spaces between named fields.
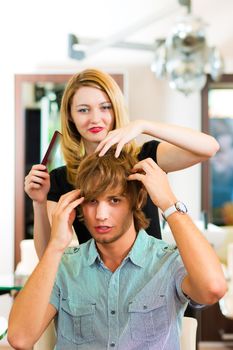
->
xmin=96 ymin=202 xmax=109 ymax=221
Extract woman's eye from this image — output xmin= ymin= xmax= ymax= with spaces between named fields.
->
xmin=101 ymin=104 xmax=112 ymax=111
xmin=78 ymin=108 xmax=89 ymax=113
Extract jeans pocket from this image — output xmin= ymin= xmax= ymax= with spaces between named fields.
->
xmin=60 ymin=299 xmax=96 ymax=345
xmin=129 ymin=295 xmax=168 ymax=342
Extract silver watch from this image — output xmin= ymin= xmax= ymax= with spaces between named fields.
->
xmin=163 ymin=201 xmax=188 ymax=221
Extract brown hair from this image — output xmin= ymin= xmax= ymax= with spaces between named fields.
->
xmin=60 ymin=68 xmax=138 ymax=186
xmin=76 ymin=148 xmax=149 ymax=232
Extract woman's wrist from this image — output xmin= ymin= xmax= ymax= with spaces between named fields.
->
xmin=140 ymin=120 xmax=157 ymax=136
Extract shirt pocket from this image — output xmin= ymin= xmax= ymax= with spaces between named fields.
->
xmin=59 ymin=299 xmax=96 ymax=345
xmin=128 ymin=295 xmax=168 ymax=342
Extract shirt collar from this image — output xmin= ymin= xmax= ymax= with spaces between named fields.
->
xmin=127 ymin=229 xmax=149 ymax=268
xmin=87 ymin=239 xmax=100 ymax=266
xmin=86 ymin=229 xmax=149 ymax=268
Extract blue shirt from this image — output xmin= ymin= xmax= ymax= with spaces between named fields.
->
xmin=50 ymin=230 xmax=189 ymax=350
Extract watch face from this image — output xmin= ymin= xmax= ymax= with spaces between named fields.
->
xmin=175 ymin=201 xmax=188 ymax=214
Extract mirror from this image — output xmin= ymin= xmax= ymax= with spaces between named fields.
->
xmin=15 ymin=73 xmax=124 ymax=266
xmin=202 ymin=74 xmax=233 ymax=226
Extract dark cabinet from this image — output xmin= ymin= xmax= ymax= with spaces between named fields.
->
xmin=200 ymin=303 xmax=233 ymax=341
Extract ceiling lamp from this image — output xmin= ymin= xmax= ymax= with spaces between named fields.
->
xmin=151 ymin=1 xmax=224 ymax=95
xmin=68 ymin=0 xmax=224 ymax=96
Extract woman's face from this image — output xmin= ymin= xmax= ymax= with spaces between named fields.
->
xmin=70 ymin=86 xmax=115 ymax=153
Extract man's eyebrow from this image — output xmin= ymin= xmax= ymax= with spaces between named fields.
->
xmin=107 ymin=193 xmax=125 ymax=198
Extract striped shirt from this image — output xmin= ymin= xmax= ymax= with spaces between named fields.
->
xmin=50 ymin=230 xmax=189 ymax=350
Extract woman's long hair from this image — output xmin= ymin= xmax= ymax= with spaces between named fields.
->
xmin=60 ymin=68 xmax=138 ymax=186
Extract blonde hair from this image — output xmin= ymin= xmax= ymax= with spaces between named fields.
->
xmin=76 ymin=148 xmax=150 ymax=232
xmin=60 ymin=68 xmax=138 ymax=185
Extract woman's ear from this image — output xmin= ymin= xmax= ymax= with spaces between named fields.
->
xmin=68 ymin=112 xmax=74 ymax=122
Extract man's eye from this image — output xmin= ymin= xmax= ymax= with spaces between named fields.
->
xmin=89 ymin=199 xmax=97 ymax=205
xmin=111 ymin=198 xmax=120 ymax=204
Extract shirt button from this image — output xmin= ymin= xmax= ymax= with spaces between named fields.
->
xmin=110 ymin=342 xmax=115 ymax=347
xmin=111 ymin=310 xmax=116 ymax=314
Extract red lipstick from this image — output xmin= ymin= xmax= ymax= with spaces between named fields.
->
xmin=89 ymin=127 xmax=104 ymax=133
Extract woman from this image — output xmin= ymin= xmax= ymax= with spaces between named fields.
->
xmin=25 ymin=68 xmax=219 ymax=258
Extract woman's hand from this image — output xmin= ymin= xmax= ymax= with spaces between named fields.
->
xmin=50 ymin=190 xmax=84 ymax=251
xmin=95 ymin=120 xmax=144 ymax=157
xmin=24 ymin=164 xmax=50 ymax=203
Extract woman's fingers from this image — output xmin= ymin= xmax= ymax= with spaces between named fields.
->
xmin=96 ymin=129 xmax=131 ymax=157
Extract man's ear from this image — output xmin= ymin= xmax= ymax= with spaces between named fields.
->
xmin=137 ymin=188 xmax=147 ymax=209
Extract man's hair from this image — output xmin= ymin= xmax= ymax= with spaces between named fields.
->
xmin=76 ymin=148 xmax=150 ymax=232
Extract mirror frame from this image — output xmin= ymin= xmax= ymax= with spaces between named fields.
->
xmin=201 ymin=74 xmax=233 ymax=224
xmin=15 ymin=73 xmax=124 ymax=266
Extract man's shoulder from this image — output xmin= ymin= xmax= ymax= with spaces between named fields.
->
xmin=63 ymin=239 xmax=93 ymax=257
xmin=140 ymin=229 xmax=177 ymax=252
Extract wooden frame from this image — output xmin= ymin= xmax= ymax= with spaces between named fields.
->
xmin=15 ymin=73 xmax=124 ymax=267
xmin=201 ymin=74 xmax=233 ymax=225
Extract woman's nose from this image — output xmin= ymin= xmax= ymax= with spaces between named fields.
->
xmin=90 ymin=108 xmax=101 ymax=123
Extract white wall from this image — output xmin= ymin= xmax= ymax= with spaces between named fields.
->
xmin=1 ymin=0 xmax=231 ymax=274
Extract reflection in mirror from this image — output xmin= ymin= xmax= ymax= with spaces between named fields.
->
xmin=23 ymin=82 xmax=66 ymax=240
xmin=15 ymin=74 xmax=73 ymax=266
xmin=15 ymin=74 xmax=124 ymax=266
xmin=202 ymin=75 xmax=233 ymax=226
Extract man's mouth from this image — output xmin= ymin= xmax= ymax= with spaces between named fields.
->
xmin=89 ymin=127 xmax=104 ymax=133
xmin=95 ymin=226 xmax=112 ymax=233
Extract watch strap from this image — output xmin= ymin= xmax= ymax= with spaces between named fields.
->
xmin=163 ymin=205 xmax=177 ymax=220
xmin=162 ymin=201 xmax=188 ymax=221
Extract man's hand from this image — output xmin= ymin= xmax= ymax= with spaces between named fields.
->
xmin=128 ymin=158 xmax=177 ymax=212
xmin=50 ymin=190 xmax=84 ymax=252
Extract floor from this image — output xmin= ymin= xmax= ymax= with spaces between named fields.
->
xmin=199 ymin=343 xmax=233 ymax=350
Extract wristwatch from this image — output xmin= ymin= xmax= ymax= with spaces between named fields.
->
xmin=162 ymin=201 xmax=188 ymax=221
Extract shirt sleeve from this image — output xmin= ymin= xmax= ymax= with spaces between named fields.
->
xmin=174 ymin=257 xmax=206 ymax=309
xmin=138 ymin=140 xmax=160 ymax=163
xmin=174 ymin=265 xmax=190 ymax=304
xmin=50 ymin=282 xmax=60 ymax=311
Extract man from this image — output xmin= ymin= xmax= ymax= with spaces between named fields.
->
xmin=8 ymin=149 xmax=226 ymax=350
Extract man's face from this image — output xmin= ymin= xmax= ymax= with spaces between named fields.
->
xmin=81 ymin=188 xmax=135 ymax=245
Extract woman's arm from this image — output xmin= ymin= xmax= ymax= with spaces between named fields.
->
xmin=95 ymin=120 xmax=219 ymax=172
xmin=147 ymin=121 xmax=219 ymax=173
xmin=33 ymin=200 xmax=57 ymax=259
xmin=25 ymin=164 xmax=52 ymax=259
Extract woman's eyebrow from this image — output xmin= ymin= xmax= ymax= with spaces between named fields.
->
xmin=76 ymin=103 xmax=89 ymax=107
